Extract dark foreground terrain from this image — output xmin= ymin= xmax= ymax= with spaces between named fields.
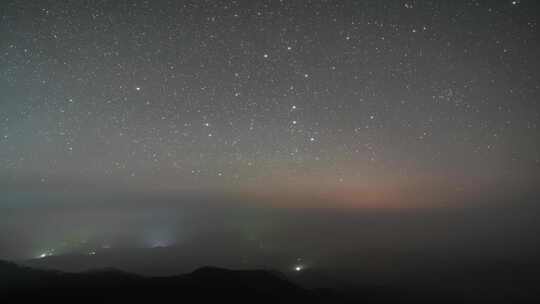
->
xmin=2 ymin=259 xmax=540 ymax=303
xmin=1 ymin=259 xmax=337 ymax=303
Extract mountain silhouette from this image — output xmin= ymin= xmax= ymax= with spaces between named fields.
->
xmin=3 ymin=258 xmax=540 ymax=303
xmin=0 ymin=260 xmax=341 ymax=303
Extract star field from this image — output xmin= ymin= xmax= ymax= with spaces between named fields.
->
xmin=1 ymin=0 xmax=539 ymax=208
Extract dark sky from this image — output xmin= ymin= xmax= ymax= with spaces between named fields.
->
xmin=1 ymin=0 xmax=539 ymax=268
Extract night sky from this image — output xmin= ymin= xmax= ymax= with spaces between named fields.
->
xmin=1 ymin=0 xmax=540 ymax=270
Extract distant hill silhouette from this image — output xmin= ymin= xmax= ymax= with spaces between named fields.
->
xmin=2 ymin=258 xmax=540 ymax=303
xmin=0 ymin=260 xmax=340 ymax=303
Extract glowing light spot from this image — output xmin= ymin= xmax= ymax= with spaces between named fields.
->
xmin=37 ymin=249 xmax=55 ymax=259
xmin=151 ymin=241 xmax=172 ymax=248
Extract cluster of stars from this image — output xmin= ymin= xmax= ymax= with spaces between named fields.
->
xmin=0 ymin=0 xmax=538 ymax=201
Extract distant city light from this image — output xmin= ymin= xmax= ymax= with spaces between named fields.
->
xmin=151 ymin=241 xmax=172 ymax=248
xmin=37 ymin=249 xmax=55 ymax=259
